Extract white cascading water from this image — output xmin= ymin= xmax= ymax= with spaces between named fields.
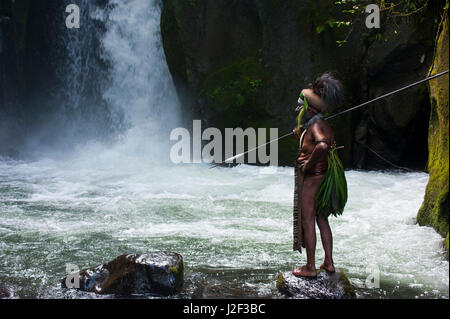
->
xmin=0 ymin=0 xmax=447 ymax=299
xmin=58 ymin=0 xmax=98 ymax=112
xmin=94 ymin=0 xmax=181 ymax=160
xmin=50 ymin=0 xmax=180 ymax=161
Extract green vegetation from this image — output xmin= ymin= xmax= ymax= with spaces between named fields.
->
xmin=161 ymin=0 xmax=187 ymax=82
xmin=276 ymin=273 xmax=287 ymax=290
xmin=417 ymin=4 xmax=449 ymax=254
xmin=323 ymin=0 xmax=431 ymax=46
xmin=187 ymin=0 xmax=200 ymax=6
xmin=169 ymin=260 xmax=185 ymax=292
xmin=198 ymin=54 xmax=271 ymax=129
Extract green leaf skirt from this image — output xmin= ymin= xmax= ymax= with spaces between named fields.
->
xmin=315 ymin=144 xmax=348 ymax=218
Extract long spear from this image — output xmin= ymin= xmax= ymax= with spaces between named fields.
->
xmin=210 ymin=70 xmax=449 ymax=168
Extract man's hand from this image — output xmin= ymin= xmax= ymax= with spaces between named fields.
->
xmin=296 ymin=155 xmax=309 ymax=173
xmin=293 ymin=126 xmax=304 ymax=139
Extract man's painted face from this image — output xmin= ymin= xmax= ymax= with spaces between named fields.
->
xmin=296 ymin=92 xmax=312 ymax=126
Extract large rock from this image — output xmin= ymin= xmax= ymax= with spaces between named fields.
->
xmin=417 ymin=4 xmax=449 ymax=255
xmin=62 ymin=252 xmax=184 ymax=296
xmin=276 ymin=269 xmax=356 ymax=299
xmin=0 ymin=284 xmax=12 ymax=299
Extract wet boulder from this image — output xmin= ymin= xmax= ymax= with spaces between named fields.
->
xmin=277 ymin=269 xmax=356 ymax=299
xmin=0 ymin=284 xmax=12 ymax=299
xmin=62 ymin=252 xmax=184 ymax=296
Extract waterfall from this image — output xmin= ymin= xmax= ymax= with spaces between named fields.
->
xmin=94 ymin=0 xmax=182 ymax=159
xmin=58 ymin=0 xmax=99 ymax=112
xmin=29 ymin=0 xmax=181 ymax=161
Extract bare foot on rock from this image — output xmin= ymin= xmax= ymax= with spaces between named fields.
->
xmin=292 ymin=265 xmax=317 ymax=277
xmin=319 ymin=262 xmax=335 ymax=273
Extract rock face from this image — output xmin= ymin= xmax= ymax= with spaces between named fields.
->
xmin=277 ymin=270 xmax=356 ymax=299
xmin=353 ymin=10 xmax=434 ymax=170
xmin=161 ymin=0 xmax=440 ymax=168
xmin=417 ymin=4 xmax=449 ymax=255
xmin=62 ymin=252 xmax=185 ymax=296
xmin=0 ymin=0 xmax=64 ymax=156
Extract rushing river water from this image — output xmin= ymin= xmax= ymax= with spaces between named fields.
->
xmin=0 ymin=155 xmax=448 ymax=299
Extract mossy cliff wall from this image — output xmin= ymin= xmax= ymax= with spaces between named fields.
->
xmin=161 ymin=0 xmax=439 ymax=167
xmin=417 ymin=3 xmax=449 ymax=253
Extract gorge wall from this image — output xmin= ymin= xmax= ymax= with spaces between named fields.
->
xmin=417 ymin=4 xmax=449 ymax=253
xmin=0 ymin=0 xmax=113 ymax=158
xmin=161 ymin=0 xmax=442 ymax=167
xmin=0 ymin=0 xmax=63 ymax=156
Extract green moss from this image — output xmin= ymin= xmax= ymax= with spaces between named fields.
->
xmin=339 ymin=270 xmax=356 ymax=298
xmin=276 ymin=273 xmax=286 ymax=290
xmin=162 ymin=0 xmax=184 ymax=26
xmin=187 ymin=0 xmax=200 ymax=6
xmin=198 ymin=54 xmax=271 ymax=129
xmin=417 ymin=4 xmax=449 ymax=255
xmin=161 ymin=0 xmax=187 ymax=83
xmin=168 ymin=260 xmax=185 ymax=292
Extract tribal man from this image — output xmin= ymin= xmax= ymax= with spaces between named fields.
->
xmin=292 ymin=72 xmax=345 ymax=277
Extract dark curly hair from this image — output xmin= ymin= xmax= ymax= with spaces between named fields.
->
xmin=309 ymin=72 xmax=344 ymax=112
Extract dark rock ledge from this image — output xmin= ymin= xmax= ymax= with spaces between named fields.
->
xmin=277 ymin=269 xmax=356 ymax=299
xmin=0 ymin=284 xmax=12 ymax=299
xmin=62 ymin=251 xmax=184 ymax=297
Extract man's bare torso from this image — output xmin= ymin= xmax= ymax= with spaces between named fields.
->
xmin=299 ymin=119 xmax=335 ymax=177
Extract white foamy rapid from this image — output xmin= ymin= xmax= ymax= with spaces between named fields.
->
xmin=0 ymin=159 xmax=448 ymax=299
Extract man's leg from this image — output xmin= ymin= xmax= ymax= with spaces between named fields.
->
xmin=316 ymin=214 xmax=335 ymax=272
xmin=292 ymin=175 xmax=323 ymax=277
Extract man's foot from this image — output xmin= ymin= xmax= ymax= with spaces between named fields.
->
xmin=319 ymin=262 xmax=335 ymax=273
xmin=292 ymin=265 xmax=317 ymax=277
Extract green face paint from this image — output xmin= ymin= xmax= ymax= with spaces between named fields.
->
xmin=296 ymin=92 xmax=309 ymax=131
